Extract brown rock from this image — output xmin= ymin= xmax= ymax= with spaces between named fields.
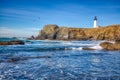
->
xmin=37 ymin=24 xmax=59 ymax=39
xmin=100 ymin=42 xmax=120 ymax=50
xmin=0 ymin=40 xmax=24 ymax=45
xmin=115 ymin=40 xmax=120 ymax=44
xmin=82 ymin=47 xmax=95 ymax=50
xmin=56 ymin=27 xmax=69 ymax=40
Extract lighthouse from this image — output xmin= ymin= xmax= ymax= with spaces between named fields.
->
xmin=94 ymin=16 xmax=98 ymax=28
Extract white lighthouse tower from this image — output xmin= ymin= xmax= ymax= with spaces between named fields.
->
xmin=94 ymin=16 xmax=98 ymax=28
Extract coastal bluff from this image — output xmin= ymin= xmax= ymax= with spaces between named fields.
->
xmin=36 ymin=24 xmax=120 ymax=41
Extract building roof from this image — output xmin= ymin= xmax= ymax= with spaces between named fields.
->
xmin=94 ymin=16 xmax=97 ymax=20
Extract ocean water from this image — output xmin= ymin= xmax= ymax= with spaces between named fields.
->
xmin=0 ymin=38 xmax=120 ymax=80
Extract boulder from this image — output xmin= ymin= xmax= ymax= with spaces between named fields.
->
xmin=100 ymin=42 xmax=120 ymax=50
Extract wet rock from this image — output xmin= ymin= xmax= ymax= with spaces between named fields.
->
xmin=0 ymin=60 xmax=3 ymax=63
xmin=82 ymin=47 xmax=95 ymax=50
xmin=28 ymin=35 xmax=35 ymax=40
xmin=8 ymin=58 xmax=20 ymax=63
xmin=7 ymin=56 xmax=51 ymax=63
xmin=0 ymin=40 xmax=24 ymax=45
xmin=27 ymin=56 xmax=51 ymax=59
xmin=100 ymin=42 xmax=120 ymax=50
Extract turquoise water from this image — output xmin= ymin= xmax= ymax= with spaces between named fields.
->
xmin=0 ymin=38 xmax=120 ymax=80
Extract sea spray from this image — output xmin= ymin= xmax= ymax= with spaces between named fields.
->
xmin=0 ymin=38 xmax=120 ymax=79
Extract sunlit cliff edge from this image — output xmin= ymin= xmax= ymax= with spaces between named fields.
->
xmin=35 ymin=24 xmax=120 ymax=41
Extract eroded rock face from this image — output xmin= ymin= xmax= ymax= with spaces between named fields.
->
xmin=56 ymin=27 xmax=69 ymax=40
xmin=100 ymin=42 xmax=120 ymax=50
xmin=69 ymin=28 xmax=87 ymax=40
xmin=36 ymin=24 xmax=120 ymax=41
xmin=37 ymin=24 xmax=59 ymax=39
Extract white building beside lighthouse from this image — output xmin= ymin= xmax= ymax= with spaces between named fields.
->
xmin=94 ymin=16 xmax=99 ymax=28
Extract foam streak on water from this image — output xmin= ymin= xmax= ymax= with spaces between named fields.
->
xmin=0 ymin=38 xmax=120 ymax=80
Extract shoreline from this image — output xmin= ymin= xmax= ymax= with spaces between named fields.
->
xmin=0 ymin=38 xmax=120 ymax=50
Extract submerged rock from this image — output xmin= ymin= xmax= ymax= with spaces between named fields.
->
xmin=7 ymin=56 xmax=51 ymax=63
xmin=100 ymin=42 xmax=120 ymax=50
xmin=8 ymin=58 xmax=20 ymax=63
xmin=0 ymin=40 xmax=25 ymax=45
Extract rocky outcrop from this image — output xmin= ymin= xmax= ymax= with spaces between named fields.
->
xmin=37 ymin=24 xmax=59 ymax=39
xmin=0 ymin=40 xmax=25 ymax=45
xmin=100 ymin=42 xmax=120 ymax=50
xmin=36 ymin=24 xmax=120 ymax=41
xmin=28 ymin=35 xmax=35 ymax=40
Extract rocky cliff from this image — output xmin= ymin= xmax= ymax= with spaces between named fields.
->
xmin=36 ymin=24 xmax=120 ymax=41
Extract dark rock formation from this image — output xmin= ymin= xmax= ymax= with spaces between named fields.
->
xmin=28 ymin=35 xmax=35 ymax=40
xmin=7 ymin=56 xmax=51 ymax=63
xmin=0 ymin=40 xmax=25 ymax=45
xmin=36 ymin=24 xmax=120 ymax=41
xmin=100 ymin=42 xmax=120 ymax=50
xmin=82 ymin=47 xmax=95 ymax=50
xmin=8 ymin=58 xmax=20 ymax=63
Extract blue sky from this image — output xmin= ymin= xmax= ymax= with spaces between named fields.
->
xmin=0 ymin=0 xmax=120 ymax=37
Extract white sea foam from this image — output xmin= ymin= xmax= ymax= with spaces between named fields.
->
xmin=61 ymin=41 xmax=73 ymax=45
xmin=89 ymin=43 xmax=102 ymax=50
xmin=108 ymin=41 xmax=115 ymax=44
xmin=61 ymin=42 xmax=97 ymax=46
xmin=71 ymin=47 xmax=82 ymax=50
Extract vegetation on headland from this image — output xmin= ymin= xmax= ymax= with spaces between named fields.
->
xmin=34 ymin=24 xmax=120 ymax=41
xmin=32 ymin=24 xmax=120 ymax=50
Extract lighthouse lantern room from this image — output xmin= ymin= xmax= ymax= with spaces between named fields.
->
xmin=94 ymin=16 xmax=99 ymax=28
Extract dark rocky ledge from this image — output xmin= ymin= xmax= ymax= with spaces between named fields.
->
xmin=0 ymin=40 xmax=25 ymax=45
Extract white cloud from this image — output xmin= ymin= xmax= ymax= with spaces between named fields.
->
xmin=0 ymin=27 xmax=40 ymax=37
